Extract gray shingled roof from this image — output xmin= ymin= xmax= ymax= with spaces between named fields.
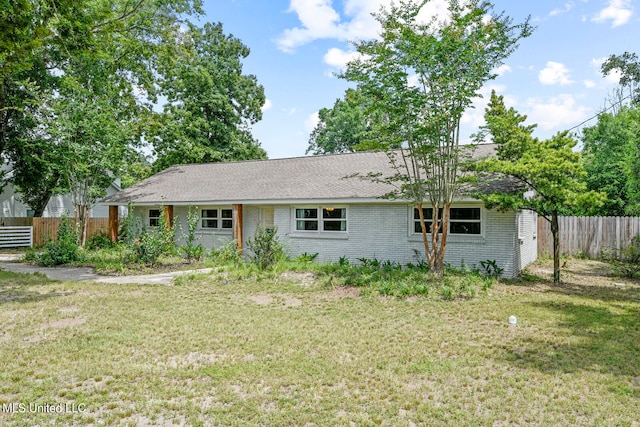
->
xmin=101 ymin=144 xmax=499 ymax=205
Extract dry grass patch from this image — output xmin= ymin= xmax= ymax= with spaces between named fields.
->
xmin=0 ymin=261 xmax=639 ymax=426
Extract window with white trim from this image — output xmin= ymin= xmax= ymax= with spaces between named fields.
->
xmin=295 ymin=207 xmax=347 ymax=232
xmin=413 ymin=207 xmax=481 ymax=235
xmin=149 ymin=209 xmax=161 ymax=227
xmin=201 ymin=208 xmax=233 ymax=230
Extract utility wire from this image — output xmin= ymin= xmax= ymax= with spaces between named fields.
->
xmin=567 ymin=93 xmax=633 ymax=133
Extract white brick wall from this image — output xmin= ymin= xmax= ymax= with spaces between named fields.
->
xmin=135 ymin=202 xmax=537 ymax=278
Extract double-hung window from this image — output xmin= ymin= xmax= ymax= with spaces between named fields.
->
xmin=149 ymin=209 xmax=161 ymax=227
xmin=295 ymin=207 xmax=347 ymax=232
xmin=201 ymin=208 xmax=233 ymax=230
xmin=413 ymin=207 xmax=481 ymax=235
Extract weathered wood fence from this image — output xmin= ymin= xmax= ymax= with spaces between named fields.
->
xmin=538 ymin=216 xmax=640 ymax=259
xmin=0 ymin=218 xmax=109 ymax=247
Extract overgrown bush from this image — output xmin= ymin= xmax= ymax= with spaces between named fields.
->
xmin=181 ymin=206 xmax=205 ymax=262
xmin=246 ymin=225 xmax=285 ymax=270
xmin=607 ymin=236 xmax=640 ymax=278
xmin=36 ymin=215 xmax=84 ymax=266
xmin=128 ymin=207 xmax=176 ymax=266
xmin=211 ymin=240 xmax=242 ymax=264
xmin=85 ymin=229 xmax=116 ymax=250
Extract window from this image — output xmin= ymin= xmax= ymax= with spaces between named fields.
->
xmin=201 ymin=209 xmax=218 ymax=228
xmin=295 ymin=207 xmax=347 ymax=232
xmin=149 ymin=209 xmax=161 ymax=227
xmin=296 ymin=208 xmax=318 ymax=231
xmin=414 ymin=207 xmax=481 ymax=235
xmin=201 ymin=208 xmax=234 ymax=230
xmin=221 ymin=209 xmax=233 ymax=229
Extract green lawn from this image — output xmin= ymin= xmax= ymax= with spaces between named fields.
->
xmin=0 ymin=260 xmax=639 ymax=426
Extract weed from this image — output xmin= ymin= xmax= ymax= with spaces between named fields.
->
xmin=246 ymin=225 xmax=286 ymax=270
xmin=479 ymin=260 xmax=504 ymax=278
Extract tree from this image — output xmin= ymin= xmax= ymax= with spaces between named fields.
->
xmin=2 ymin=0 xmax=205 ymax=214
xmin=474 ymin=91 xmax=605 ymax=283
xmin=151 ymin=22 xmax=266 ymax=171
xmin=307 ymin=88 xmax=375 ymax=154
xmin=342 ymin=0 xmax=532 ymax=274
xmin=581 ymin=106 xmax=640 ymax=216
xmin=602 ymin=52 xmax=640 ymax=104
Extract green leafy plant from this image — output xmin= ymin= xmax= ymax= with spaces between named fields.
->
xmin=479 ymin=260 xmax=504 ymax=278
xmin=181 ymin=206 xmax=205 ymax=262
xmin=36 ymin=214 xmax=84 ymax=266
xmin=246 ymin=225 xmax=285 ymax=270
xmin=211 ymin=240 xmax=242 ymax=264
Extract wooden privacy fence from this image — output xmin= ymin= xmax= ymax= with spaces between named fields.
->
xmin=0 ymin=217 xmax=110 ymax=247
xmin=538 ymin=216 xmax=640 ymax=259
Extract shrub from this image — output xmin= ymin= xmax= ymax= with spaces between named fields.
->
xmin=246 ymin=225 xmax=285 ymax=270
xmin=181 ymin=206 xmax=205 ymax=262
xmin=132 ymin=230 xmax=165 ymax=266
xmin=36 ymin=215 xmax=84 ymax=266
xmin=211 ymin=240 xmax=242 ymax=264
xmin=85 ymin=229 xmax=116 ymax=250
xmin=609 ymin=236 xmax=640 ymax=278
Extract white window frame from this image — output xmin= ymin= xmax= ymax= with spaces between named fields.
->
xmin=294 ymin=206 xmax=348 ymax=233
xmin=200 ymin=208 xmax=233 ymax=231
xmin=412 ymin=205 xmax=482 ymax=236
xmin=148 ymin=208 xmax=161 ymax=227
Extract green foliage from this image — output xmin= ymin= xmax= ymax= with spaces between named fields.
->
xmin=474 ymin=91 xmax=606 ymax=282
xmin=602 ymin=51 xmax=640 ymax=104
xmin=307 ymin=88 xmax=379 ymax=155
xmin=181 ymin=206 xmax=205 ymax=262
xmin=118 ymin=203 xmax=144 ymax=247
xmin=604 ymin=236 xmax=640 ymax=278
xmin=36 ymin=215 xmax=84 ymax=266
xmin=580 ymin=106 xmax=640 ymax=215
xmin=85 ymin=229 xmax=116 ymax=251
xmin=246 ymin=226 xmax=285 ymax=270
xmin=211 ymin=240 xmax=242 ymax=264
xmin=340 ymin=0 xmax=532 ymax=274
xmin=151 ymin=21 xmax=266 ymax=171
xmin=296 ymin=252 xmax=319 ymax=263
xmin=479 ymin=260 xmax=504 ymax=278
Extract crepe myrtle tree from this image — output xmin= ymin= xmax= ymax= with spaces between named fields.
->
xmin=473 ymin=91 xmax=605 ymax=283
xmin=341 ymin=0 xmax=532 ymax=274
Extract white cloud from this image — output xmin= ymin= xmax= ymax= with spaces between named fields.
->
xmin=550 ymin=2 xmax=575 ymax=17
xmin=592 ymin=0 xmax=633 ymax=27
xmin=304 ymin=111 xmax=320 ymax=133
xmin=538 ymin=61 xmax=574 ymax=86
xmin=276 ymin=0 xmax=450 ymax=52
xmin=261 ymin=99 xmax=273 ymax=112
xmin=494 ymin=64 xmax=512 ymax=77
xmin=584 ymin=80 xmax=597 ymax=88
xmin=323 ymin=47 xmax=362 ymax=69
xmin=526 ymin=94 xmax=590 ymax=131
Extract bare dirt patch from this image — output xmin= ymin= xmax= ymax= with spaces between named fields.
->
xmin=46 ymin=316 xmax=87 ymax=328
xmin=248 ymin=294 xmax=274 ymax=305
xmin=279 ymin=271 xmax=317 ymax=287
xmin=323 ymin=286 xmax=361 ymax=299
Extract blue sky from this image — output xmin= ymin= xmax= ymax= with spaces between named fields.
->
xmin=196 ymin=0 xmax=638 ymax=159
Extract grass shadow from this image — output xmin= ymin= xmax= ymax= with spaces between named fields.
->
xmin=0 ymin=270 xmax=71 ymax=305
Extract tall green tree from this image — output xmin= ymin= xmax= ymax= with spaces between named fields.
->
xmin=151 ymin=22 xmax=266 ymax=171
xmin=342 ymin=0 xmax=532 ymax=273
xmin=581 ymin=106 xmax=640 ymax=216
xmin=474 ymin=91 xmax=605 ymax=283
xmin=307 ymin=88 xmax=375 ymax=154
xmin=1 ymin=0 xmax=205 ymax=214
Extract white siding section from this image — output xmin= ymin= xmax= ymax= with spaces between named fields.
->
xmin=516 ymin=209 xmax=538 ymax=271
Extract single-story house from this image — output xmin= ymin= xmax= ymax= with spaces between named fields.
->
xmin=100 ymin=145 xmax=537 ymax=277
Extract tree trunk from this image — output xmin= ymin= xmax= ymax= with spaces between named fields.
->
xmin=416 ymin=202 xmax=432 ymax=267
xmin=551 ymin=211 xmax=560 ymax=283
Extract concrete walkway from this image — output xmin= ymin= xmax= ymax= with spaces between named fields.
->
xmin=0 ymin=255 xmax=214 ymax=285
